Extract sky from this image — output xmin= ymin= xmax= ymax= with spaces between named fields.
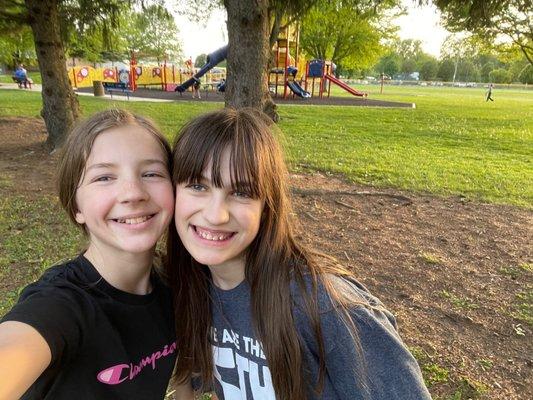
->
xmin=170 ymin=1 xmax=450 ymax=61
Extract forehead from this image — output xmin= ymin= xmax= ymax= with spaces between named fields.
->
xmin=87 ymin=124 xmax=166 ymax=164
xmin=202 ymin=147 xmax=231 ymax=177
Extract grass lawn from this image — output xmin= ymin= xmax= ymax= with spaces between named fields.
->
xmin=0 ymin=72 xmax=42 ymax=84
xmin=1 ymin=85 xmax=531 ymax=206
xmin=0 ymin=85 xmax=531 ymax=400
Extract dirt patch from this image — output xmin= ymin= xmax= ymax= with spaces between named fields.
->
xmin=1 ymin=117 xmax=531 ymax=399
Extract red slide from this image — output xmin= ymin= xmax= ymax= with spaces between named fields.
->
xmin=324 ymin=74 xmax=367 ymax=97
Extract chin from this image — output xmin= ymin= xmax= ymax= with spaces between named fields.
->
xmin=119 ymin=241 xmax=158 ymax=255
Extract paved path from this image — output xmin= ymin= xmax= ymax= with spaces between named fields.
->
xmin=0 ymin=82 xmax=174 ymax=103
xmin=1 ymin=82 xmax=415 ymax=108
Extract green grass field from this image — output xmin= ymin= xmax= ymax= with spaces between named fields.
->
xmin=1 ymin=85 xmax=531 ymax=206
xmin=0 ymin=72 xmax=42 ymax=84
xmin=0 ymin=84 xmax=531 ymax=399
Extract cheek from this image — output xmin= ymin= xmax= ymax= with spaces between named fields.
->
xmin=174 ymin=192 xmax=195 ymax=224
xmin=158 ymin=183 xmax=175 ymax=214
xmin=244 ymin=203 xmax=264 ymax=235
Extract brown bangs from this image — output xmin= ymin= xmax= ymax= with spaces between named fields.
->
xmin=172 ymin=108 xmax=275 ymax=199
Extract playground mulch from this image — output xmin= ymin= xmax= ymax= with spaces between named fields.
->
xmin=75 ymin=86 xmax=415 ymax=108
xmin=1 ymin=117 xmax=531 ymax=399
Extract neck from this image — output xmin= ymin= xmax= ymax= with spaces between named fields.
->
xmin=208 ymin=259 xmax=245 ymax=290
xmin=84 ymin=247 xmax=154 ymax=295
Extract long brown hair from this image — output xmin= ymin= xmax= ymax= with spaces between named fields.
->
xmin=167 ymin=108 xmax=367 ymax=398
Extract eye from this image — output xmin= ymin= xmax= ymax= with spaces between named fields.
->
xmin=143 ymin=172 xmax=165 ymax=178
xmin=186 ymin=183 xmax=206 ymax=192
xmin=232 ymin=190 xmax=251 ymax=199
xmin=93 ymin=175 xmax=113 ymax=183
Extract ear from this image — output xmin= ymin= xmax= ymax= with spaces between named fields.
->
xmin=75 ymin=211 xmax=86 ymax=225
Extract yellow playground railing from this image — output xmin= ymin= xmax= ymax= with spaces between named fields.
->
xmin=68 ymin=65 xmax=226 ymax=91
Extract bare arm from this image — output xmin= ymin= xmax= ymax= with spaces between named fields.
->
xmin=0 ymin=321 xmax=51 ymax=400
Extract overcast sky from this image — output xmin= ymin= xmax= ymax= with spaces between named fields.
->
xmin=170 ymin=0 xmax=450 ymax=60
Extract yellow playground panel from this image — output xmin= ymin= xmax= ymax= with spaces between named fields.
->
xmin=68 ymin=65 xmax=226 ymax=89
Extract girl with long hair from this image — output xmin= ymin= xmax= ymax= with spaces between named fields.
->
xmin=0 ymin=109 xmax=193 ymax=399
xmin=167 ymin=108 xmax=431 ymax=399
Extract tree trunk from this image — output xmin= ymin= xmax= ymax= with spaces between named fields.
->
xmin=224 ymin=0 xmax=278 ymax=122
xmin=25 ymin=0 xmax=80 ymax=150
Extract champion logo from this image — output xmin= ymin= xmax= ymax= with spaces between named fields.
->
xmin=97 ymin=341 xmax=176 ymax=385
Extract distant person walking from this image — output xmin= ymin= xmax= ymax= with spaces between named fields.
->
xmin=486 ymin=83 xmax=494 ymax=102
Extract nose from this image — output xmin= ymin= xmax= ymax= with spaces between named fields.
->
xmin=203 ymin=195 xmax=230 ymax=226
xmin=117 ymin=178 xmax=149 ymax=203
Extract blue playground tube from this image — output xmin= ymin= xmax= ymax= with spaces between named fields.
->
xmin=175 ymin=45 xmax=228 ymax=93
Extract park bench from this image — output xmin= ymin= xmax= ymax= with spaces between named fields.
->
xmin=12 ymin=76 xmax=33 ymax=89
xmin=102 ymin=82 xmax=133 ymax=99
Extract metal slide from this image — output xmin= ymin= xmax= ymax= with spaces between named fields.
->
xmin=287 ymin=80 xmax=311 ymax=98
xmin=175 ymin=45 xmax=228 ymax=92
xmin=324 ymin=74 xmax=367 ymax=97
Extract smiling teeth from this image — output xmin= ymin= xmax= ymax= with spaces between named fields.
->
xmin=196 ymin=228 xmax=231 ymax=241
xmin=116 ymin=215 xmax=152 ymax=224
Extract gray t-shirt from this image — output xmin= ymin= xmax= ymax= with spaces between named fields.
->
xmin=209 ymin=277 xmax=431 ymax=399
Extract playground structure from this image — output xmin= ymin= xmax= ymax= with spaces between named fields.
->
xmin=269 ymin=24 xmax=367 ymax=99
xmin=305 ymin=59 xmax=367 ymax=98
xmin=269 ymin=24 xmax=309 ymax=98
xmin=67 ymin=25 xmax=367 ymax=100
xmin=174 ymin=46 xmax=227 ymax=93
xmin=67 ymin=51 xmax=226 ymax=93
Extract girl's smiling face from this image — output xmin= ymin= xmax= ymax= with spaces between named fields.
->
xmin=174 ymin=148 xmax=264 ymax=276
xmin=74 ymin=124 xmax=174 ymax=259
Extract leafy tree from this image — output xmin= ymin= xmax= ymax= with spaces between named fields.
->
xmin=508 ymin=59 xmax=533 ymax=83
xmin=300 ymin=1 xmax=399 ymax=75
xmin=395 ymin=39 xmax=424 ymax=61
xmin=0 ymin=25 xmax=36 ymax=68
xmin=138 ymin=5 xmax=182 ymax=62
xmin=401 ymin=58 xmax=417 ymax=74
xmin=195 ymin=53 xmax=207 ymax=67
xmin=0 ymin=0 xmax=172 ymax=149
xmin=0 ymin=0 xmax=137 ymax=148
xmin=457 ymin=60 xmax=480 ymax=82
xmin=437 ymin=58 xmax=455 ymax=81
xmin=489 ymin=68 xmax=511 ymax=84
xmin=375 ymin=53 xmax=401 ymax=77
xmin=440 ymin=34 xmax=479 ymax=82
xmin=178 ymin=0 xmax=394 ymax=120
xmin=66 ymin=25 xmax=108 ymax=64
xmin=419 ymin=58 xmax=438 ymax=80
xmin=480 ymin=62 xmax=495 ymax=83
xmin=118 ymin=5 xmax=182 ymax=63
xmin=433 ymin=0 xmax=532 ymax=66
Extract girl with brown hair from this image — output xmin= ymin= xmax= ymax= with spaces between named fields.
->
xmin=0 ymin=109 xmax=193 ymax=399
xmin=167 ymin=108 xmax=431 ymax=399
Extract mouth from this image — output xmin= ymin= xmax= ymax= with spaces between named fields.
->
xmin=193 ymin=225 xmax=235 ymax=242
xmin=112 ymin=214 xmax=155 ymax=225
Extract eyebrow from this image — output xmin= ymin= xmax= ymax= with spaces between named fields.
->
xmin=86 ymin=159 xmax=167 ymax=172
xmin=197 ymin=175 xmax=252 ymax=189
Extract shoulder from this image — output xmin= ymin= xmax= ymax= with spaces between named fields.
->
xmin=1 ymin=256 xmax=97 ymax=365
xmin=2 ymin=255 xmax=99 ymax=332
xmin=290 ymin=273 xmax=398 ymax=344
xmin=16 ymin=256 xmax=96 ymax=301
xmin=290 ymin=272 xmax=390 ymax=318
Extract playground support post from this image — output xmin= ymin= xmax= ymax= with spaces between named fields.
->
xmin=282 ymin=25 xmax=290 ymax=99
xmin=129 ymin=51 xmax=137 ymax=91
xmin=162 ymin=55 xmax=168 ymax=91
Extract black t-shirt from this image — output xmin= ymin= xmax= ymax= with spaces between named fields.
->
xmin=1 ymin=255 xmax=176 ymax=399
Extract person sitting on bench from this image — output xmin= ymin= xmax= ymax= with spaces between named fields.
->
xmin=12 ymin=65 xmax=33 ymax=89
